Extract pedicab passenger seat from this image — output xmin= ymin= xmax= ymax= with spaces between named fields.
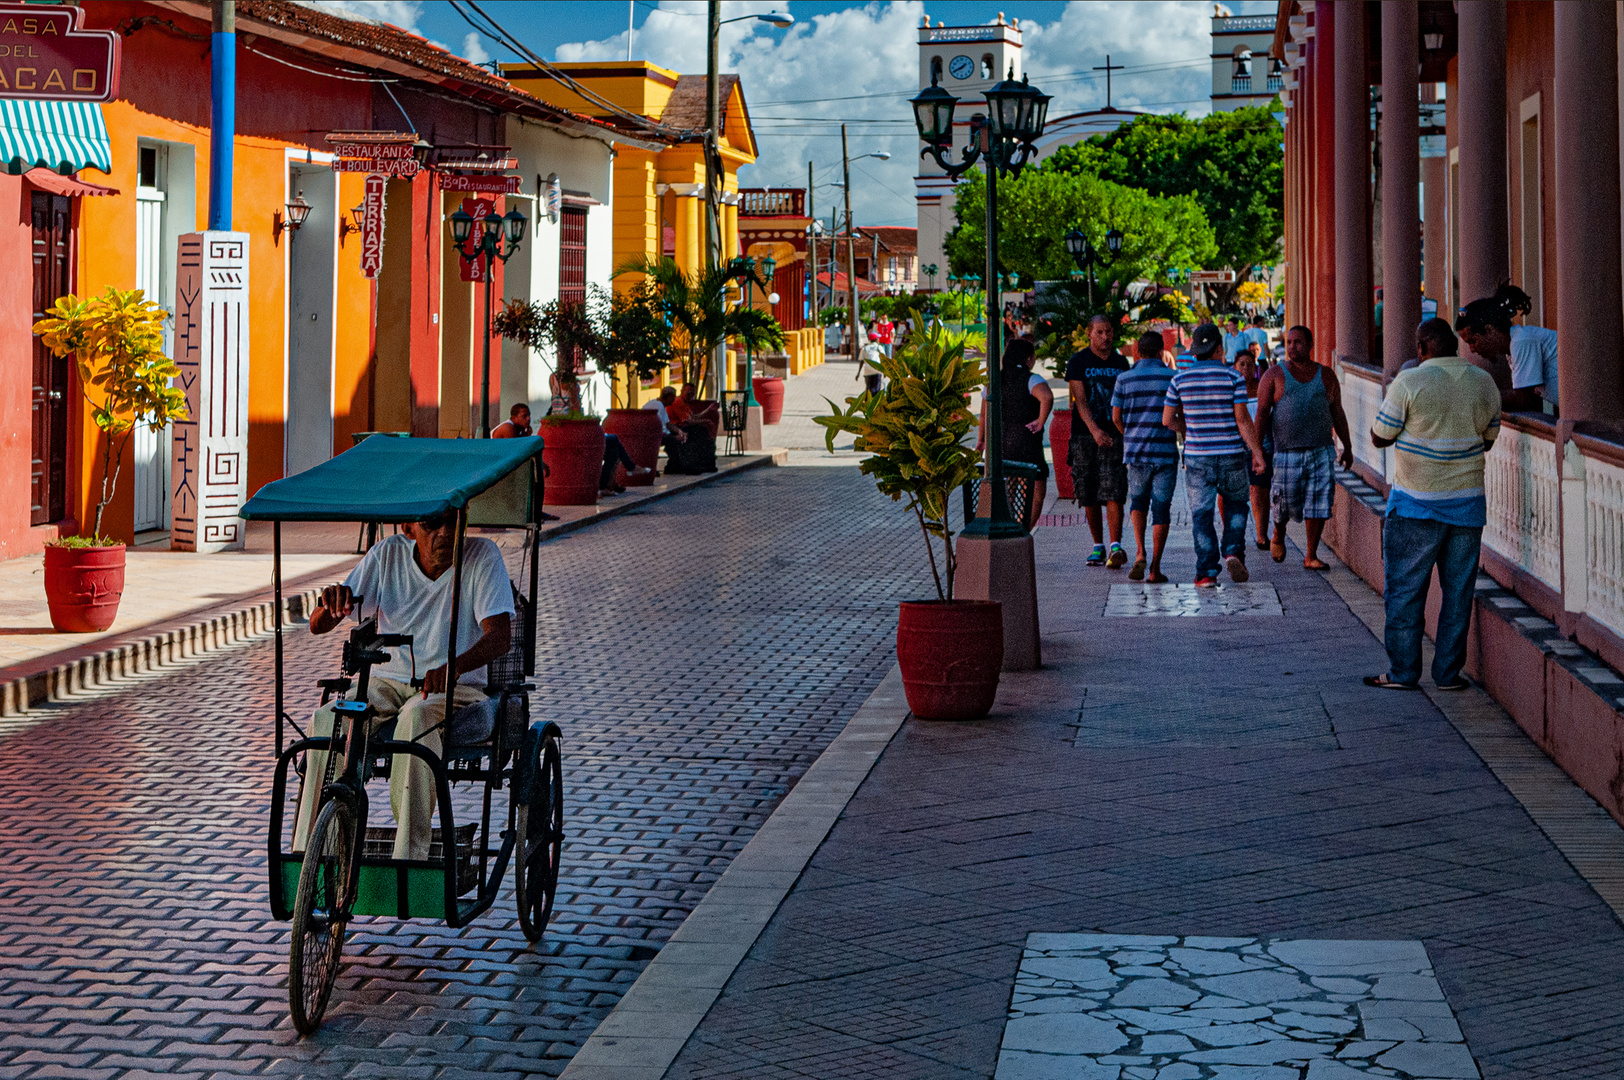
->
xmin=445 ymin=587 xmax=532 ymax=759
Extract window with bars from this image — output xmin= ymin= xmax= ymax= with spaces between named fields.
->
xmin=559 ymin=205 xmax=588 ymax=374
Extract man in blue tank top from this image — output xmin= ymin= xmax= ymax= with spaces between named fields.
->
xmin=1254 ymin=325 xmax=1353 ymax=570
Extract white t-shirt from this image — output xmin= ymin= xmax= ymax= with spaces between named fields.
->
xmin=1243 ymin=327 xmax=1271 ymax=356
xmin=1510 ymin=324 xmax=1559 ymax=401
xmin=340 ymin=534 xmax=515 ymax=686
xmin=643 ymin=398 xmax=672 ymax=431
xmin=1026 ymin=372 xmax=1047 ymax=394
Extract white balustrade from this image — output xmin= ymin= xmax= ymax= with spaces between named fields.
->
xmin=1482 ymin=425 xmax=1562 ymax=590
xmin=1582 ymin=447 xmax=1624 ymax=640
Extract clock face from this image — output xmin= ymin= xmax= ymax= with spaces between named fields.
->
xmin=949 ymin=54 xmax=975 ymax=80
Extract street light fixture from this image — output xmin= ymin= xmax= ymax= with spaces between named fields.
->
xmin=909 ymin=65 xmax=1051 ymax=540
xmin=450 ymin=201 xmax=528 ymax=437
xmin=1065 ymin=226 xmax=1125 ymax=305
xmin=730 ymin=254 xmax=779 ymax=408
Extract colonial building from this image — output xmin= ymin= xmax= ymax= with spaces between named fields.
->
xmin=1211 ymin=8 xmax=1283 ymax=112
xmin=1275 ymin=0 xmax=1624 ymax=828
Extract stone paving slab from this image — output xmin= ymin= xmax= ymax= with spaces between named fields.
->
xmin=667 ymin=484 xmax=1624 ymax=1078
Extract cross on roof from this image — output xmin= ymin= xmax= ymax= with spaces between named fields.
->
xmin=1094 ymin=54 xmax=1125 ymax=109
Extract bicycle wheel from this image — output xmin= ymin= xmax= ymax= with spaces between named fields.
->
xmin=289 ymin=797 xmax=354 ymax=1035
xmin=515 ymin=724 xmax=563 ymax=944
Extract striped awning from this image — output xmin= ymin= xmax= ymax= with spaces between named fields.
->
xmin=0 ymin=100 xmax=112 ymax=176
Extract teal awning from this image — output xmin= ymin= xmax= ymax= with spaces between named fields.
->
xmin=240 ymin=436 xmax=546 ymax=525
xmin=0 ymin=100 xmax=111 ymax=176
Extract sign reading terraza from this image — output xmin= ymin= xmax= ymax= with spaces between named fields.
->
xmin=0 ymin=4 xmax=120 ymax=102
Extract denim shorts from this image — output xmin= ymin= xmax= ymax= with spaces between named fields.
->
xmin=1126 ymin=461 xmax=1178 ymax=525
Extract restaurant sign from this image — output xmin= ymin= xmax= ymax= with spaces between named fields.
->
xmin=0 ymin=4 xmax=121 ymax=102
xmin=440 ymin=173 xmax=520 ymax=194
xmin=359 ymin=175 xmax=386 ymax=279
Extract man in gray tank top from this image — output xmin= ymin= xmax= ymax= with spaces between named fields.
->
xmin=1254 ymin=325 xmax=1353 ymax=570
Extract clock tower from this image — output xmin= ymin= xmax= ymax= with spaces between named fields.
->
xmin=916 ymin=12 xmax=1023 ymax=287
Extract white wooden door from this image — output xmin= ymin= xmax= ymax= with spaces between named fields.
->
xmin=132 ymin=154 xmax=170 ymax=532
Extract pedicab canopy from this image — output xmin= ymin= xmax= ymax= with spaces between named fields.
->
xmin=239 ymin=436 xmax=545 ymax=526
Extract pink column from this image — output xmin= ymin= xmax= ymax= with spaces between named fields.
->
xmin=1333 ymin=0 xmax=1370 ymax=365
xmin=1455 ymin=0 xmax=1508 ymax=304
xmin=1382 ymin=1 xmax=1420 ymax=379
xmin=1555 ymin=1 xmax=1624 ymax=423
xmin=1313 ymin=4 xmax=1338 ymax=355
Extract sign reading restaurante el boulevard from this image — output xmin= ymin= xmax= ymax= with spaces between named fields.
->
xmin=0 ymin=4 xmax=120 ymax=101
xmin=326 ymin=132 xmax=419 ymax=278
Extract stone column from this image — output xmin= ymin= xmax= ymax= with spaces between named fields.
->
xmin=1313 ymin=5 xmax=1339 ymax=353
xmin=1333 ymin=0 xmax=1369 ymax=364
xmin=1382 ymin=1 xmax=1421 ymax=378
xmin=1555 ymin=1 xmax=1624 ymax=423
xmin=1455 ymin=0 xmax=1508 ymax=304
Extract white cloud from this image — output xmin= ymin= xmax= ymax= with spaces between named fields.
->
xmin=462 ymin=30 xmax=490 ymax=65
xmin=294 ymin=0 xmax=425 ymax=33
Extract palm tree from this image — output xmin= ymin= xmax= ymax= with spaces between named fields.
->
xmin=616 ymin=256 xmax=785 ymax=395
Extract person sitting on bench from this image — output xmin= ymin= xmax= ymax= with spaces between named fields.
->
xmin=669 ymin=382 xmax=720 ymax=440
xmin=645 ymin=386 xmax=716 ymax=474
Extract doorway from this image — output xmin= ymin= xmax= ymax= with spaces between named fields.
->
xmin=30 ymin=191 xmax=70 ymax=527
xmin=285 ymin=163 xmax=337 ymax=478
xmin=133 ymin=143 xmax=170 ymax=531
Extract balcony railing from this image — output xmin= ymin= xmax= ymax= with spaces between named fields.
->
xmin=1231 ymin=76 xmax=1252 ymax=94
xmin=1483 ymin=419 xmax=1562 ymax=591
xmin=738 ymin=188 xmax=804 ymax=217
xmin=1267 ymin=74 xmax=1284 ymax=91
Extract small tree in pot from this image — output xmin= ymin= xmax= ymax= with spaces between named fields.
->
xmin=33 ymin=287 xmax=187 ymax=631
xmin=817 ymin=327 xmax=1004 ymax=719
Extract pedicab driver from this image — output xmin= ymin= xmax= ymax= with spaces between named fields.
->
xmin=292 ymin=511 xmax=514 ymax=861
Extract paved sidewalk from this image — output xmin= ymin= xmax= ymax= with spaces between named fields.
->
xmin=667 ymin=486 xmax=1624 ymax=1078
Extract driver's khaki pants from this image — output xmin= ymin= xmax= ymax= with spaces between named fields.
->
xmin=291 ymin=677 xmax=485 ymax=861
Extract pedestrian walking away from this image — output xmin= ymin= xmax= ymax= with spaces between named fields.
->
xmin=1226 ymin=346 xmax=1272 ymax=551
xmin=1162 ymin=322 xmax=1268 ymax=587
xmin=1254 ymin=325 xmax=1354 ymax=570
xmin=979 ymin=338 xmax=1053 ymax=531
xmin=1066 ymin=315 xmax=1131 ymax=568
xmin=1111 ymin=330 xmax=1180 ymax=583
xmin=1365 ymin=317 xmax=1501 ymax=691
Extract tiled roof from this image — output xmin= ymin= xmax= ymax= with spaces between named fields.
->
xmin=834 ymin=227 xmax=919 ymax=255
xmin=660 ymin=74 xmax=740 ymax=137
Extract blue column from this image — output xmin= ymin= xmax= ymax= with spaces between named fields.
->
xmin=208 ymin=2 xmax=235 ymax=231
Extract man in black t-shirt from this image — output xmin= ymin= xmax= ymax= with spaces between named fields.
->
xmin=1065 ymin=315 xmax=1132 ymax=567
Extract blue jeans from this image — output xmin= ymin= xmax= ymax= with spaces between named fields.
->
xmin=1382 ymin=514 xmax=1482 ymax=686
xmin=1127 ymin=461 xmax=1177 ymax=526
xmin=1184 ymin=453 xmax=1250 ymax=579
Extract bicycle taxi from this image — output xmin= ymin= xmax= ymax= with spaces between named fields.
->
xmin=240 ymin=436 xmax=563 ymax=1034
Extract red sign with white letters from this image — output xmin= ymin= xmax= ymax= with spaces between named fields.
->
xmin=360 ymin=175 xmax=386 ymax=279
xmin=0 ymin=4 xmax=120 ymax=102
xmin=457 ymin=198 xmax=494 ymax=282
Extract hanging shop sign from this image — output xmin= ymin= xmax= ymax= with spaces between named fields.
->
xmin=0 ymin=4 xmax=121 ymax=101
xmin=440 ymin=173 xmax=519 ymax=194
xmin=544 ymin=173 xmax=562 ymax=225
xmin=458 ymin=197 xmax=493 ymax=282
xmin=325 ymin=131 xmax=420 ymax=177
xmin=359 ymin=175 xmax=386 ymax=279
xmin=1189 ymin=269 xmax=1236 ymax=285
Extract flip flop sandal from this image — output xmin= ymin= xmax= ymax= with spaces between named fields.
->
xmin=1363 ymin=674 xmax=1420 ymax=691
xmin=1303 ymin=559 xmax=1330 ymax=571
xmin=1147 ymin=571 xmax=1170 ymax=584
xmin=1129 ymin=557 xmax=1147 ymax=581
xmin=1435 ymin=677 xmax=1472 ymax=692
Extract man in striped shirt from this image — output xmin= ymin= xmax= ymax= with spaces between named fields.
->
xmin=1365 ymin=318 xmax=1501 ymax=692
xmin=1162 ymin=323 xmax=1269 ymax=587
xmin=1111 ymin=331 xmax=1180 ymax=583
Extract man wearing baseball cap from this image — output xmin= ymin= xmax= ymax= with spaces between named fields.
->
xmin=1162 ymin=322 xmax=1269 ymax=586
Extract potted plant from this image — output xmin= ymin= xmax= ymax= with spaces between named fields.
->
xmin=494 ymin=297 xmax=605 ymax=506
xmin=33 ymin=287 xmax=187 ymax=632
xmin=617 ymin=255 xmax=785 ymax=399
xmin=817 ymin=327 xmax=1003 ymax=720
xmin=594 ymin=282 xmax=674 ymax=484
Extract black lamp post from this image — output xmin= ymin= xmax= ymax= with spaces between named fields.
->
xmin=451 ymin=203 xmax=527 ymax=437
xmin=1064 ymin=225 xmax=1124 ymax=307
xmin=729 ymin=254 xmax=777 ymax=408
xmin=911 ymin=66 xmax=1050 ymax=539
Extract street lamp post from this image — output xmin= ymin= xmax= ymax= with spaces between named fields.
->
xmin=1063 ymin=225 xmax=1124 ymax=307
xmin=923 ymin=262 xmax=939 ymax=293
xmin=450 ymin=203 xmax=528 ymax=437
xmin=730 ymin=254 xmax=777 ymax=408
xmin=911 ymin=65 xmax=1050 ymax=670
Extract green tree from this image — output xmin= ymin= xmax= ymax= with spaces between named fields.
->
xmin=944 ymin=166 xmax=1217 ymax=301
xmin=1048 ymin=105 xmax=1284 ymax=307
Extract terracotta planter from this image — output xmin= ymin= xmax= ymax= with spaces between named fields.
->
xmin=752 ymin=377 xmax=785 ymax=424
xmin=1049 ymin=407 xmax=1074 ymax=501
xmin=896 ymin=600 xmax=1003 ymax=720
xmin=603 ymin=408 xmax=660 ymax=487
xmin=43 ymin=544 xmax=126 ymax=633
xmin=540 ymin=418 xmax=606 ymax=506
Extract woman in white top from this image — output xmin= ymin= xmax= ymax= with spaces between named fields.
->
xmin=1495 ymin=283 xmax=1558 ymax=413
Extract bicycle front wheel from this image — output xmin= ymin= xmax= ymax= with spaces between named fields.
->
xmin=289 ymin=797 xmax=354 ymax=1035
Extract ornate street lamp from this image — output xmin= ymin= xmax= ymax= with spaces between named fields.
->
xmin=1066 ymin=225 xmax=1126 ymax=306
xmin=730 ymin=254 xmax=779 ymax=409
xmin=450 ymin=201 xmax=528 ymax=437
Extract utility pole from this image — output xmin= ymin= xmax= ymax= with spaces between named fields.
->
xmin=842 ymin=122 xmax=858 ymax=361
xmin=806 ymin=160 xmax=818 ymax=334
xmin=209 ymin=0 xmax=235 ymax=229
xmin=705 ymin=0 xmax=724 ymax=398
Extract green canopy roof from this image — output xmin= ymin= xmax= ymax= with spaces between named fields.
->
xmin=0 ymin=101 xmax=111 ymax=175
xmin=240 ymin=436 xmax=545 ymax=524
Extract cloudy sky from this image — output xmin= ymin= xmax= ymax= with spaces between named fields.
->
xmin=312 ymin=1 xmax=1273 ymax=226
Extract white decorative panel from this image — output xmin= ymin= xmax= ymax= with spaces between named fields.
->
xmin=1584 ymin=450 xmax=1624 ymax=639
xmin=170 ymin=231 xmax=250 ymax=552
xmin=1337 ymin=368 xmax=1388 ymax=478
xmin=1482 ymin=426 xmax=1561 ymax=589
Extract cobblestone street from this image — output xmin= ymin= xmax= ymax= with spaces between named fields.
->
xmin=0 ymin=466 xmax=932 ymax=1078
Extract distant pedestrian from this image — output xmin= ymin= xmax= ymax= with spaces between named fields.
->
xmin=1111 ymin=330 xmax=1180 ymax=583
xmin=1243 ymin=314 xmax=1271 ymax=363
xmin=1228 ymin=346 xmax=1272 ymax=550
xmin=491 ymin=402 xmax=532 ymax=439
xmin=1223 ymin=317 xmax=1247 ymax=364
xmin=1453 ymin=298 xmax=1517 ymax=409
xmin=1364 ymin=318 xmax=1501 ymax=691
xmin=1066 ymin=315 xmax=1131 ymax=568
xmin=1496 ymin=283 xmax=1558 ymax=414
xmin=874 ymin=314 xmax=895 ymax=358
xmin=1254 ymin=326 xmax=1354 ymax=570
xmin=1162 ymin=322 xmax=1269 ymax=587
xmin=979 ymin=338 xmax=1053 ymax=530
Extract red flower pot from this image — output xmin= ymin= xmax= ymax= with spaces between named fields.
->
xmin=895 ymin=600 xmax=1003 ymax=720
xmin=603 ymin=408 xmax=661 ymax=487
xmin=540 ymin=417 xmax=606 ymax=506
xmin=43 ymin=544 xmax=126 ymax=633
xmin=752 ymin=376 xmax=785 ymax=424
xmin=1049 ymin=407 xmax=1074 ymax=501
